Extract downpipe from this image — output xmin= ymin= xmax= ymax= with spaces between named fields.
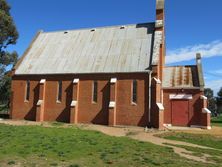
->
xmin=148 ymin=71 xmax=153 ymax=128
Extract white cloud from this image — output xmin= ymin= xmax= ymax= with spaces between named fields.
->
xmin=205 ymin=79 xmax=222 ymax=96
xmin=166 ymin=40 xmax=222 ymax=64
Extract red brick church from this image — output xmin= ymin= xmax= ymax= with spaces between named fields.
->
xmin=10 ymin=0 xmax=211 ymax=129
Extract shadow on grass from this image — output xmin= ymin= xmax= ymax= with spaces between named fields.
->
xmin=211 ymin=120 xmax=222 ymax=124
xmin=211 ymin=116 xmax=222 ymax=126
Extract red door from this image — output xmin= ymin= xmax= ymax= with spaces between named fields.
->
xmin=171 ymin=100 xmax=189 ymax=126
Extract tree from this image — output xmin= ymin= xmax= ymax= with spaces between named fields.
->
xmin=216 ymin=87 xmax=222 ymax=115
xmin=204 ymin=88 xmax=217 ymax=116
xmin=0 ymin=0 xmax=18 ymax=105
xmin=0 ymin=74 xmax=11 ymax=104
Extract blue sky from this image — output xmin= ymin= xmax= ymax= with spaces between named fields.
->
xmin=6 ymin=0 xmax=222 ymax=95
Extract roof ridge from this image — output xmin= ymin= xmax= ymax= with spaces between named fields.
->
xmin=41 ymin=22 xmax=155 ymax=34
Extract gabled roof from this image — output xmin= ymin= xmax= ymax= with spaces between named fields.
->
xmin=15 ymin=23 xmax=159 ymax=75
xmin=163 ymin=66 xmax=200 ymax=88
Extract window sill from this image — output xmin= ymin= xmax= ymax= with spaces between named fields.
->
xmin=131 ymin=102 xmax=137 ymax=106
xmin=56 ymin=100 xmax=62 ymax=104
xmin=24 ymin=100 xmax=29 ymax=103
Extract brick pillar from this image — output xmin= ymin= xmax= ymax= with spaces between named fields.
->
xmin=36 ymin=79 xmax=46 ymax=122
xmin=151 ymin=78 xmax=164 ymax=130
xmin=70 ymin=79 xmax=79 ymax=124
xmin=156 ymin=0 xmax=165 ymax=82
xmin=200 ymin=95 xmax=211 ymax=129
xmin=108 ymin=78 xmax=117 ymax=126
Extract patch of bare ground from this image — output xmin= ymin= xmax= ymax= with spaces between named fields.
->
xmin=0 ymin=120 xmax=220 ymax=164
xmin=170 ymin=126 xmax=222 ymax=137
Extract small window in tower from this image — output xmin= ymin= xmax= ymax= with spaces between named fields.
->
xmin=132 ymin=80 xmax=137 ymax=104
xmin=92 ymin=81 xmax=98 ymax=103
xmin=57 ymin=81 xmax=62 ymax=102
xmin=25 ymin=80 xmax=30 ymax=101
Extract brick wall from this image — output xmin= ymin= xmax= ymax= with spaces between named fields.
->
xmin=115 ymin=77 xmax=149 ymax=126
xmin=43 ymin=80 xmax=72 ymax=122
xmin=163 ymin=89 xmax=203 ymax=126
xmin=11 ymin=79 xmax=39 ymax=120
xmin=11 ymin=73 xmax=150 ymax=127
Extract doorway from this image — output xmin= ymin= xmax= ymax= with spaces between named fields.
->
xmin=171 ymin=100 xmax=189 ymax=126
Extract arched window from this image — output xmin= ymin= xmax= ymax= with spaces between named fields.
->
xmin=25 ymin=80 xmax=30 ymax=101
xmin=132 ymin=80 xmax=137 ymax=104
xmin=92 ymin=81 xmax=98 ymax=103
xmin=57 ymin=81 xmax=62 ymax=102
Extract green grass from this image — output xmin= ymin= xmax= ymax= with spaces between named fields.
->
xmin=211 ymin=116 xmax=222 ymax=127
xmin=164 ymin=143 xmax=222 ymax=164
xmin=50 ymin=121 xmax=66 ymax=126
xmin=157 ymin=132 xmax=222 ymax=150
xmin=0 ymin=124 xmax=215 ymax=167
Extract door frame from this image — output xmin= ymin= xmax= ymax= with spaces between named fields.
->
xmin=171 ymin=99 xmax=190 ymax=126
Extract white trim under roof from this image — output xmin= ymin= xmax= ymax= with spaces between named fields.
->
xmin=169 ymin=94 xmax=192 ymax=100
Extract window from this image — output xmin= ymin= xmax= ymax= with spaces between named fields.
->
xmin=132 ymin=80 xmax=137 ymax=104
xmin=57 ymin=81 xmax=62 ymax=102
xmin=25 ymin=80 xmax=30 ymax=101
xmin=92 ymin=81 xmax=98 ymax=103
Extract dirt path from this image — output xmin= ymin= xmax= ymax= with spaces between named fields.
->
xmin=0 ymin=120 xmax=220 ymax=164
xmin=81 ymin=124 xmax=219 ymax=164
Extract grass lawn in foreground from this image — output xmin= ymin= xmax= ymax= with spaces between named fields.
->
xmin=157 ymin=130 xmax=222 ymax=166
xmin=157 ymin=132 xmax=222 ymax=150
xmin=0 ymin=123 xmax=214 ymax=167
xmin=211 ymin=116 xmax=222 ymax=127
xmin=163 ymin=143 xmax=222 ymax=164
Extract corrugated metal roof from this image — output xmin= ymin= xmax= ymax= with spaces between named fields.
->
xmin=163 ymin=66 xmax=200 ymax=88
xmin=15 ymin=23 xmax=156 ymax=75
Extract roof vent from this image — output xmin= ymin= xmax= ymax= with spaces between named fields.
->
xmin=64 ymin=31 xmax=68 ymax=34
xmin=91 ymin=29 xmax=96 ymax=32
xmin=120 ymin=26 xmax=125 ymax=29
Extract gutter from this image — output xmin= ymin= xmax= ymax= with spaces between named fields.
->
xmin=13 ymin=70 xmax=151 ymax=76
